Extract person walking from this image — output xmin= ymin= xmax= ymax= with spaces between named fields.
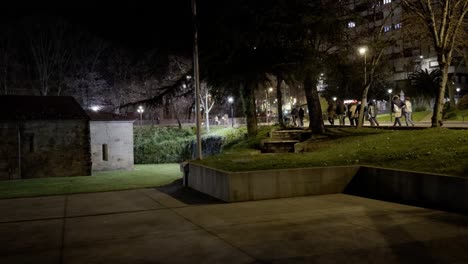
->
xmin=291 ymin=106 xmax=298 ymax=127
xmin=367 ymin=100 xmax=379 ymax=126
xmin=335 ymin=100 xmax=346 ymax=126
xmin=354 ymin=101 xmax=361 ymax=127
xmin=348 ymin=101 xmax=357 ymax=126
xmin=404 ymin=97 xmax=415 ymax=126
xmin=392 ymin=95 xmax=403 ymax=126
xmin=327 ymin=100 xmax=336 ymax=125
xmin=298 ymin=106 xmax=305 ymax=127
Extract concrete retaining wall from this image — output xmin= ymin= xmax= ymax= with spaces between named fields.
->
xmin=187 ymin=164 xmax=468 ymax=214
xmin=345 ymin=166 xmax=468 ymax=214
xmin=187 ymin=163 xmax=359 ymax=202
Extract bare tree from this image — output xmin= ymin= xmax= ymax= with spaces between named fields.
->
xmin=200 ymin=83 xmax=215 ymax=132
xmin=26 ymin=18 xmax=72 ymax=96
xmin=401 ymin=0 xmax=468 ymax=127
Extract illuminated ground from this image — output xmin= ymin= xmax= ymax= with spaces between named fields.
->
xmin=1 ymin=187 xmax=467 ymax=263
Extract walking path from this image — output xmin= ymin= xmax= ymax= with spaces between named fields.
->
xmin=1 ymin=186 xmax=467 ymax=263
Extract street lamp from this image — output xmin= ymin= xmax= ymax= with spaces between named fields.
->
xmin=267 ymin=87 xmax=273 ymax=124
xmin=456 ymin=88 xmax=461 ymax=104
xmin=228 ymin=97 xmax=234 ymax=127
xmin=358 ymin=47 xmax=367 ymax=86
xmin=388 ymin=89 xmax=393 ymax=122
xmin=137 ymin=105 xmax=144 ymax=126
xmin=332 ymin=97 xmax=337 ymax=102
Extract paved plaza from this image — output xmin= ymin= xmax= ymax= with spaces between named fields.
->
xmin=1 ymin=186 xmax=467 ymax=263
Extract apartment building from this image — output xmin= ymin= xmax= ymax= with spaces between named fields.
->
xmin=344 ymin=0 xmax=467 ymax=95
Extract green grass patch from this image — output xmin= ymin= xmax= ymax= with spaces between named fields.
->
xmin=0 ymin=164 xmax=182 ymax=199
xmin=445 ymin=109 xmax=468 ymax=121
xmin=195 ymin=128 xmax=468 ymax=177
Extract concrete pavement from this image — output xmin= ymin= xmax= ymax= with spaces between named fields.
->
xmin=1 ymin=186 xmax=468 ymax=263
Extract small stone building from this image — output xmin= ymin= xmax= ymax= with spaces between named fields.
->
xmin=87 ymin=111 xmax=135 ymax=172
xmin=0 ymin=95 xmax=91 ymax=180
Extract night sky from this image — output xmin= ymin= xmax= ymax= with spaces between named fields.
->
xmin=3 ymin=2 xmax=193 ymax=54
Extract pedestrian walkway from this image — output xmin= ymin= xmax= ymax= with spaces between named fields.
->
xmin=1 ymin=186 xmax=467 ymax=263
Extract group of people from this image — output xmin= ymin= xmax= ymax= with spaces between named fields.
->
xmin=391 ymin=95 xmax=415 ymax=127
xmin=290 ymin=106 xmax=305 ymax=127
xmin=327 ymin=96 xmax=415 ymax=127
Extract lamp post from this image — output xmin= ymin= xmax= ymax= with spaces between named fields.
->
xmin=137 ymin=106 xmax=144 ymax=126
xmin=388 ymin=89 xmax=393 ymax=123
xmin=228 ymin=97 xmax=234 ymax=127
xmin=268 ymin=87 xmax=273 ymax=124
xmin=333 ymin=97 xmax=337 ymax=102
xmin=358 ymin=47 xmax=367 ymax=86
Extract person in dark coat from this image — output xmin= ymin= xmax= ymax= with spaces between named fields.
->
xmin=367 ymin=100 xmax=379 ymax=126
xmin=327 ymin=100 xmax=336 ymax=125
xmin=335 ymin=100 xmax=346 ymax=126
xmin=392 ymin=95 xmax=404 ymax=126
xmin=298 ymin=107 xmax=305 ymax=127
xmin=291 ymin=106 xmax=298 ymax=127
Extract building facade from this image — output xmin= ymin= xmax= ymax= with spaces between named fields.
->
xmin=0 ymin=96 xmax=92 ymax=180
xmin=87 ymin=111 xmax=135 ymax=172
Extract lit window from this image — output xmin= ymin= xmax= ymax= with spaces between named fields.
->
xmin=394 ymin=23 xmax=402 ymax=29
xmin=383 ymin=0 xmax=392 ymax=4
xmin=348 ymin=21 xmax=356 ymax=28
xmin=384 ymin=25 xmax=391 ymax=32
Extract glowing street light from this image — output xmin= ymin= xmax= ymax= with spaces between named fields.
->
xmin=332 ymin=97 xmax=337 ymax=101
xmin=137 ymin=105 xmax=144 ymax=126
xmin=90 ymin=105 xmax=100 ymax=112
xmin=228 ymin=96 xmax=234 ymax=127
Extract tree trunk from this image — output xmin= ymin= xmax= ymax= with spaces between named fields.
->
xmin=448 ymin=80 xmax=455 ymax=109
xmin=303 ymin=72 xmax=325 ymax=134
xmin=432 ymin=63 xmax=449 ymax=127
xmin=205 ymin=89 xmax=210 ymax=132
xmin=276 ymin=77 xmax=285 ymax=128
xmin=240 ymin=82 xmax=258 ymax=137
xmin=357 ymin=82 xmax=371 ymax=128
xmin=172 ymin=102 xmax=182 ymax=129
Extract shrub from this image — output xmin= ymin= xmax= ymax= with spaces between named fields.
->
xmin=134 ymin=126 xmax=246 ymax=164
xmin=459 ymin=94 xmax=468 ymax=110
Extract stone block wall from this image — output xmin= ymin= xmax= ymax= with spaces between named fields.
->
xmin=0 ymin=120 xmax=92 ymax=179
xmin=90 ymin=121 xmax=134 ymax=172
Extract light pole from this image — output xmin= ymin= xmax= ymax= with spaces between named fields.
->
xmin=456 ymin=88 xmax=461 ymax=104
xmin=359 ymin=47 xmax=367 ymax=86
xmin=228 ymin=97 xmax=234 ymax=127
xmin=388 ymin=89 xmax=393 ymax=123
xmin=268 ymin=87 xmax=273 ymax=124
xmin=137 ymin=105 xmax=144 ymax=126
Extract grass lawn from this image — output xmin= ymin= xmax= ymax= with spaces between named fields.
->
xmin=195 ymin=127 xmax=468 ymax=177
xmin=0 ymin=164 xmax=182 ymax=199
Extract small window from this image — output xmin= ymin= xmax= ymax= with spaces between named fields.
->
xmin=394 ymin=23 xmax=402 ymax=29
xmin=102 ymin=144 xmax=108 ymax=161
xmin=29 ymin=135 xmax=34 ymax=153
xmin=384 ymin=25 xmax=391 ymax=32
xmin=348 ymin=21 xmax=356 ymax=28
xmin=383 ymin=0 xmax=392 ymax=4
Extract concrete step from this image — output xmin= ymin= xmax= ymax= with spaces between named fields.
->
xmin=270 ymin=130 xmax=311 ymax=141
xmin=261 ymin=140 xmax=300 ymax=153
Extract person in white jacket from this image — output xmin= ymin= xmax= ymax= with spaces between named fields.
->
xmin=404 ymin=97 xmax=415 ymax=127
